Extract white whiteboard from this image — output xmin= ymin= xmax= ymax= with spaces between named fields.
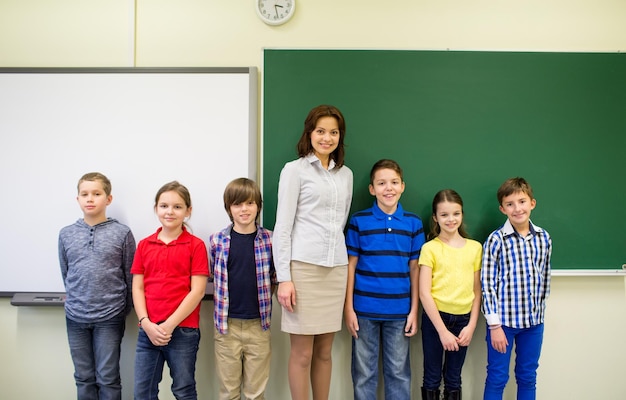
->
xmin=0 ymin=68 xmax=257 ymax=294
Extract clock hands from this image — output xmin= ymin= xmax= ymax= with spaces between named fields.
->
xmin=274 ymin=4 xmax=283 ymax=18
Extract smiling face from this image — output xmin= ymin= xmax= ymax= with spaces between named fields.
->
xmin=433 ymin=201 xmax=463 ymax=237
xmin=155 ymin=190 xmax=191 ymax=233
xmin=77 ymin=179 xmax=111 ymax=225
xmin=310 ymin=116 xmax=340 ymax=166
xmin=369 ymin=168 xmax=405 ymax=214
xmin=499 ymin=190 xmax=536 ymax=233
xmin=230 ymin=198 xmax=259 ymax=234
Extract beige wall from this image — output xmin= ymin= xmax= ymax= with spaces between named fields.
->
xmin=1 ymin=1 xmax=625 ymax=399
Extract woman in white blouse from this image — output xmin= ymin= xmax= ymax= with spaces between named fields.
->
xmin=274 ymin=104 xmax=353 ymax=400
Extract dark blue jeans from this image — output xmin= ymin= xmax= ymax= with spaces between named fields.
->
xmin=421 ymin=311 xmax=470 ymax=392
xmin=66 ymin=312 xmax=126 ymax=400
xmin=351 ymin=318 xmax=411 ymax=400
xmin=134 ymin=326 xmax=200 ymax=400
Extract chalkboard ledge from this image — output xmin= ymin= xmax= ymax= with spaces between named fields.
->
xmin=11 ymin=292 xmax=66 ymax=306
xmin=551 ymin=269 xmax=626 ymax=277
xmin=10 ymin=291 xmax=215 ymax=306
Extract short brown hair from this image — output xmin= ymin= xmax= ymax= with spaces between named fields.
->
xmin=223 ymin=178 xmax=262 ymax=223
xmin=77 ymin=172 xmax=111 ymax=196
xmin=497 ymin=177 xmax=534 ymax=205
xmin=296 ymin=105 xmax=347 ymax=168
xmin=369 ymin=159 xmax=403 ymax=185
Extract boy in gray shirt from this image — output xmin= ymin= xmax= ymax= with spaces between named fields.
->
xmin=58 ymin=172 xmax=135 ymax=400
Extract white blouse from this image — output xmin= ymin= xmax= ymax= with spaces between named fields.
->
xmin=273 ymin=153 xmax=353 ymax=282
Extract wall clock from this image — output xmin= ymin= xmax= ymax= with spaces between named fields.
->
xmin=256 ymin=0 xmax=295 ymax=26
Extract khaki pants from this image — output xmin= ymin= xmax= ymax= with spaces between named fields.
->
xmin=214 ymin=318 xmax=271 ymax=400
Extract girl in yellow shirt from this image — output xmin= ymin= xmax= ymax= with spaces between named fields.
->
xmin=418 ymin=189 xmax=482 ymax=400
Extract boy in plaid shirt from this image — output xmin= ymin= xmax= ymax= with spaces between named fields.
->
xmin=209 ymin=178 xmax=276 ymax=400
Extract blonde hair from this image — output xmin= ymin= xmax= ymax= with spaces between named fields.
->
xmin=77 ymin=172 xmax=111 ymax=195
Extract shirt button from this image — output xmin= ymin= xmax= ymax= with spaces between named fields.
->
xmin=388 ymin=228 xmax=392 ymax=232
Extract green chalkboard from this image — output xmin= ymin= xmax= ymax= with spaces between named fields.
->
xmin=263 ymin=50 xmax=626 ymax=270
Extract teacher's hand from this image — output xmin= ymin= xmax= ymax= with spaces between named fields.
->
xmin=277 ymin=281 xmax=296 ymax=313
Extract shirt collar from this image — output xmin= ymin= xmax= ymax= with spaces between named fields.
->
xmin=150 ymin=226 xmax=192 ymax=244
xmin=78 ymin=217 xmax=115 ymax=228
xmin=305 ymin=152 xmax=337 ymax=170
xmin=224 ymin=223 xmax=259 ymax=238
xmin=500 ymin=219 xmax=543 ymax=237
xmin=371 ymin=201 xmax=404 ymax=220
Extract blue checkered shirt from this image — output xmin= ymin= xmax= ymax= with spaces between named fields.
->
xmin=481 ymin=219 xmax=552 ymax=328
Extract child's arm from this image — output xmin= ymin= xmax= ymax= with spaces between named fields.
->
xmin=159 ymin=274 xmax=208 ymax=334
xmin=122 ymin=231 xmax=136 ymax=312
xmin=481 ymin=236 xmax=502 ymax=326
xmin=344 ymin=255 xmax=359 ymax=338
xmin=457 ymin=269 xmax=481 ymax=347
xmin=132 ymin=274 xmax=172 ymax=346
xmin=418 ymin=264 xmax=459 ymax=349
xmin=404 ymin=259 xmax=419 ymax=337
xmin=481 ymin=237 xmax=509 ymax=353
xmin=58 ymin=236 xmax=69 ymax=283
xmin=208 ymin=238 xmax=215 ymax=282
xmin=269 ymin=239 xmax=277 ymax=296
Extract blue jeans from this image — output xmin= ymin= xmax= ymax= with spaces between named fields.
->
xmin=134 ymin=327 xmax=201 ymax=400
xmin=421 ymin=311 xmax=470 ymax=392
xmin=351 ymin=318 xmax=411 ymax=400
xmin=66 ymin=312 xmax=126 ymax=400
xmin=484 ymin=324 xmax=544 ymax=400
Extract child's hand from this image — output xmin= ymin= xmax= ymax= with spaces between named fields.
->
xmin=344 ymin=309 xmax=359 ymax=339
xmin=439 ymin=330 xmax=460 ymax=351
xmin=277 ymin=281 xmax=296 ymax=313
xmin=489 ymin=326 xmax=508 ymax=353
xmin=143 ymin=320 xmax=172 ymax=347
xmin=404 ymin=312 xmax=418 ymax=337
xmin=457 ymin=325 xmax=475 ymax=347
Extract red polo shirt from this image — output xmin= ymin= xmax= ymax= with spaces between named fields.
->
xmin=132 ymin=227 xmax=209 ymax=328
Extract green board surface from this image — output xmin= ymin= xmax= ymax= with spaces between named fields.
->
xmin=263 ymin=50 xmax=626 ymax=270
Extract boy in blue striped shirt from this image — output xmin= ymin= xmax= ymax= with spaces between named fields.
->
xmin=345 ymin=159 xmax=425 ymax=400
xmin=481 ymin=177 xmax=552 ymax=400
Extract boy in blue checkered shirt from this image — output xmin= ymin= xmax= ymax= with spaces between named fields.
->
xmin=481 ymin=177 xmax=552 ymax=400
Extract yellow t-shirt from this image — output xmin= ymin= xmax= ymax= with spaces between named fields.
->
xmin=419 ymin=237 xmax=482 ymax=315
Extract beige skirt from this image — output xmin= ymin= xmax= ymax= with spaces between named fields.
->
xmin=281 ymin=260 xmax=347 ymax=335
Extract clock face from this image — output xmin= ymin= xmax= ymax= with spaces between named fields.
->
xmin=256 ymin=0 xmax=295 ymax=26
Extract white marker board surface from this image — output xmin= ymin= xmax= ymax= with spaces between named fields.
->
xmin=0 ymin=67 xmax=257 ymax=294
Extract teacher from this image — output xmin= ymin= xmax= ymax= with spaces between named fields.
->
xmin=273 ymin=104 xmax=353 ymax=400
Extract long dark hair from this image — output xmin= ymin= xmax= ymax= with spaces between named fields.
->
xmin=295 ymin=105 xmax=347 ymax=168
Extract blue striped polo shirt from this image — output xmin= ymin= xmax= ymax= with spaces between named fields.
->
xmin=346 ymin=201 xmax=425 ymax=320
